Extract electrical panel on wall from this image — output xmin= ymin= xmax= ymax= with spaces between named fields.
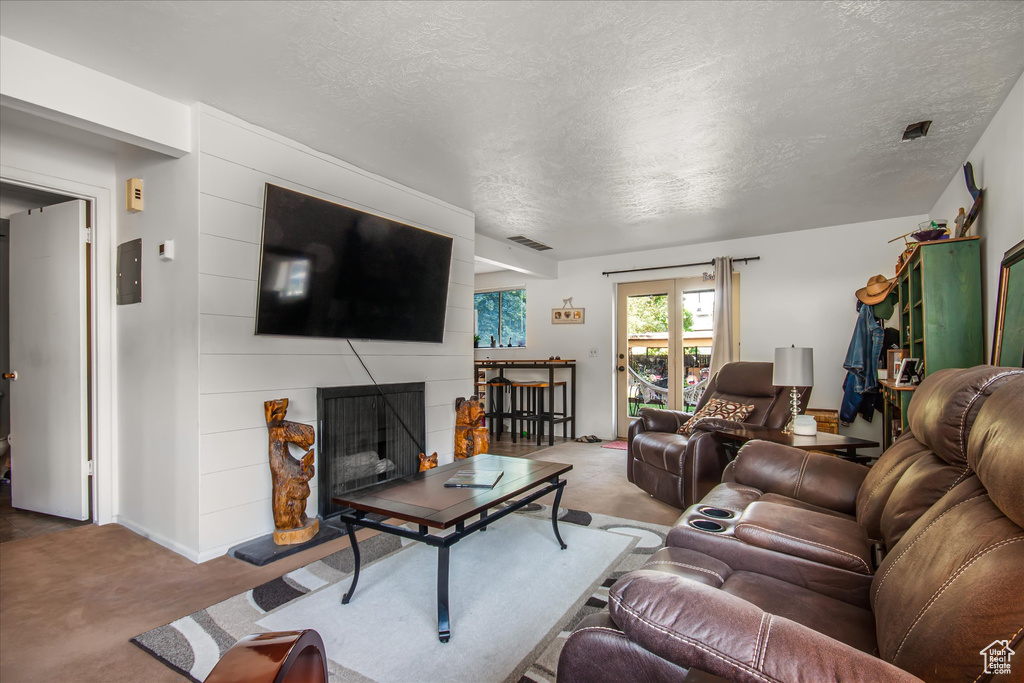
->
xmin=117 ymin=238 xmax=142 ymax=305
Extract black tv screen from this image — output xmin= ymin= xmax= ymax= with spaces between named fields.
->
xmin=255 ymin=184 xmax=453 ymax=343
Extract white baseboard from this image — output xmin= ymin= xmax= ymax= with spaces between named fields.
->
xmin=115 ymin=515 xmax=202 ymax=563
xmin=197 ymin=540 xmax=244 ymax=564
xmin=197 ymin=527 xmax=282 ymax=563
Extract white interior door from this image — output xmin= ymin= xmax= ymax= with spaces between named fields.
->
xmin=8 ymin=199 xmax=89 ymax=520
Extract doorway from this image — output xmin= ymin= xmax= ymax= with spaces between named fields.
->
xmin=615 ymin=274 xmax=740 ymax=437
xmin=0 ymin=182 xmax=94 ymax=530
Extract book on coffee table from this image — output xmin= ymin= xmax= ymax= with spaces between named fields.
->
xmin=443 ymin=469 xmax=504 ymax=489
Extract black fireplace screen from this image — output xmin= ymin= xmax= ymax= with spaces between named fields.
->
xmin=317 ymin=382 xmax=425 ymax=519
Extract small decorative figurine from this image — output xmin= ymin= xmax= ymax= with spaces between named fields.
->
xmin=418 ymin=451 xmax=438 ymax=471
xmin=954 ymin=207 xmax=967 ymax=237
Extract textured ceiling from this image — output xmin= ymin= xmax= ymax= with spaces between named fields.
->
xmin=1 ymin=1 xmax=1022 ymax=259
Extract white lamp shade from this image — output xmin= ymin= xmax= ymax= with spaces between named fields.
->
xmin=773 ymin=347 xmax=814 ymax=387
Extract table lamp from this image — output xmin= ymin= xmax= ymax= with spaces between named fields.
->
xmin=773 ymin=346 xmax=814 ymax=435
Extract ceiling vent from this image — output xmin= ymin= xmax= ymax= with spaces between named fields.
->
xmin=507 ymin=235 xmax=552 ymax=251
xmin=901 ymin=120 xmax=932 ymax=142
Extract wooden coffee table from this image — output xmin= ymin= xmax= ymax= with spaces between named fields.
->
xmin=331 ymin=454 xmax=572 ymax=642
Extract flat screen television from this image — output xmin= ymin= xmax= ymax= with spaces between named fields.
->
xmin=255 ymin=184 xmax=453 ymax=343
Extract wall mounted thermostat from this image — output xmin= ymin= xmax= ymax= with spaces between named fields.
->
xmin=159 ymin=240 xmax=175 ymax=261
xmin=126 ymin=178 xmax=144 ymax=213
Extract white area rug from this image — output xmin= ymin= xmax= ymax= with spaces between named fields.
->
xmin=132 ymin=503 xmax=670 ymax=683
xmin=260 ymin=514 xmax=630 ymax=682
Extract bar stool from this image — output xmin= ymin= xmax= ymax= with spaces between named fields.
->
xmin=501 ymin=381 xmax=543 ymax=444
xmin=514 ymin=381 xmax=569 ymax=446
xmin=483 ymin=377 xmax=514 ymax=441
xmin=510 ymin=382 xmax=539 ymax=443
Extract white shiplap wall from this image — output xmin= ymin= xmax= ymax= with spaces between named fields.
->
xmin=197 ymin=107 xmax=475 ymax=559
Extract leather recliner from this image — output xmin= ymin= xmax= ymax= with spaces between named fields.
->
xmin=628 ymin=361 xmax=810 ymax=510
xmin=559 ymin=373 xmax=1024 ymax=683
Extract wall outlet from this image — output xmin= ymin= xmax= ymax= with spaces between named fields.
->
xmin=589 ymin=347 xmax=599 ymax=358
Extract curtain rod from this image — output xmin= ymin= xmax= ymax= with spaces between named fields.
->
xmin=601 ymin=256 xmax=760 ymax=277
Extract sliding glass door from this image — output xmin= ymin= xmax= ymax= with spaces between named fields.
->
xmin=616 ymin=281 xmax=675 ymax=437
xmin=616 ymin=275 xmax=739 ymax=437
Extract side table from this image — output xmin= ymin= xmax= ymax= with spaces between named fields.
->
xmin=708 ymin=423 xmax=880 ymax=462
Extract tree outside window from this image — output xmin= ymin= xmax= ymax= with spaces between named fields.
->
xmin=475 ymin=289 xmax=526 ymax=346
xmin=626 ymin=294 xmax=693 ymax=335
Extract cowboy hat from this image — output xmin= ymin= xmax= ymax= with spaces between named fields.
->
xmin=856 ymin=274 xmax=897 ymax=305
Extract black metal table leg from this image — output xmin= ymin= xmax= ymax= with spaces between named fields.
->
xmin=341 ymin=521 xmax=361 ymax=604
xmin=570 ymin=363 xmax=576 ymax=439
xmin=536 ymin=387 xmax=545 ymax=447
xmin=438 ymin=545 xmax=451 ymax=642
xmin=498 ymin=370 xmax=506 ymax=441
xmin=551 ymin=480 xmax=567 ymax=550
xmin=548 ymin=366 xmax=555 ymax=446
xmin=509 ymin=384 xmax=515 ymax=444
xmin=562 ymin=382 xmax=568 ymax=438
xmin=480 ymin=509 xmax=488 ymax=531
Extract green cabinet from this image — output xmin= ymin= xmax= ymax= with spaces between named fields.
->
xmin=897 ymin=236 xmax=984 ymax=377
xmin=884 ymin=237 xmax=983 ymax=449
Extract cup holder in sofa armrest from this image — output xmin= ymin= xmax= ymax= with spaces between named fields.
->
xmin=698 ymin=507 xmax=735 ymax=519
xmin=689 ymin=519 xmax=726 ymax=532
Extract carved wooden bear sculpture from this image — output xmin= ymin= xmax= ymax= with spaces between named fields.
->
xmin=418 ymin=451 xmax=438 ymax=471
xmin=264 ymin=398 xmax=318 ymax=545
xmin=454 ymin=396 xmax=489 ymax=459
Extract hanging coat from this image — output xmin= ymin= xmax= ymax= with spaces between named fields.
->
xmin=840 ymin=303 xmax=883 ymax=424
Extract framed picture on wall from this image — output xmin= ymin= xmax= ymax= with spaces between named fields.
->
xmin=992 ymin=238 xmax=1024 ymax=368
xmin=552 ymin=308 xmax=584 ymax=324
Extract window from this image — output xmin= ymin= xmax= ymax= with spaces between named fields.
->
xmin=475 ymin=288 xmax=526 ymax=347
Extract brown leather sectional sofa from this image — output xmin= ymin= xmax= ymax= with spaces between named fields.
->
xmin=628 ymin=362 xmax=811 ymax=510
xmin=560 ymin=366 xmax=1024 ymax=682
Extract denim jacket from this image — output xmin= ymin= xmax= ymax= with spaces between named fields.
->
xmin=841 ymin=371 xmax=876 ymax=424
xmin=844 ymin=303 xmax=883 ymax=395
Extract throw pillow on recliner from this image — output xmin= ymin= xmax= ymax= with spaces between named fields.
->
xmin=677 ymin=398 xmax=755 ymax=436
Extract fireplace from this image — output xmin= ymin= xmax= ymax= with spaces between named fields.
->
xmin=317 ymin=382 xmax=425 ymax=520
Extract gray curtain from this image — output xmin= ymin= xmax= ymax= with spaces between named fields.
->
xmin=708 ymin=256 xmax=734 ymax=378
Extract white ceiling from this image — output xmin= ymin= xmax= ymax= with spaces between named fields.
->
xmin=1 ymin=1 xmax=1021 ymax=260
